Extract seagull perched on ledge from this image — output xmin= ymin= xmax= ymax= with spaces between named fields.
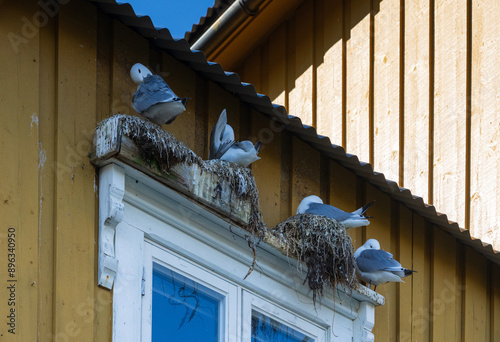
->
xmin=209 ymin=109 xmax=262 ymax=167
xmin=296 ymin=195 xmax=374 ymax=229
xmin=354 ymin=239 xmax=416 ymax=291
xmin=130 ymin=63 xmax=187 ymax=125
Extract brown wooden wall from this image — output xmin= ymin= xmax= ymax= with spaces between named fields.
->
xmin=0 ymin=0 xmax=499 ymax=341
xmin=227 ymin=0 xmax=500 ymax=251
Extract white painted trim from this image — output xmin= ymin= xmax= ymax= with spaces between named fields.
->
xmin=98 ymin=163 xmax=125 ymax=289
xmin=100 ymin=160 xmax=381 ymax=341
xmin=113 ymin=221 xmax=144 ymax=342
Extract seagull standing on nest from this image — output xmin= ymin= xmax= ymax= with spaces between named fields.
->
xmin=354 ymin=239 xmax=416 ymax=291
xmin=209 ymin=109 xmax=262 ymax=167
xmin=130 ymin=63 xmax=187 ymax=125
xmin=296 ymin=195 xmax=374 ymax=229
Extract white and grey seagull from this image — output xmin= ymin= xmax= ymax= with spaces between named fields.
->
xmin=130 ymin=63 xmax=187 ymax=125
xmin=296 ymin=195 xmax=374 ymax=229
xmin=209 ymin=109 xmax=262 ymax=167
xmin=354 ymin=239 xmax=416 ymax=291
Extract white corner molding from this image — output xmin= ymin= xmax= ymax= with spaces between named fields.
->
xmin=353 ymin=301 xmax=375 ymax=342
xmin=98 ymin=163 xmax=125 ymax=289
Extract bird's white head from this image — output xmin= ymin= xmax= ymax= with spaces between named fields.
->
xmin=355 ymin=239 xmax=381 ymax=258
xmin=296 ymin=195 xmax=324 ymax=214
xmin=363 ymin=239 xmax=381 ymax=250
xmin=130 ymin=63 xmax=153 ymax=84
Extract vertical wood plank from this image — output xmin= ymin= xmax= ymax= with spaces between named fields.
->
xmin=96 ymin=11 xmax=113 ymax=121
xmin=288 ymin=0 xmax=314 ymax=126
xmin=433 ymin=0 xmax=467 ymax=227
xmin=241 ymin=46 xmax=262 ymax=92
xmin=373 ymin=0 xmax=400 ymax=183
xmin=279 ymin=132 xmax=292 ymax=221
xmin=207 ymin=81 xmax=240 ymax=155
xmin=194 ymin=77 xmax=209 ymax=158
xmin=268 ymin=22 xmax=287 ymax=107
xmin=160 ymin=52 xmax=197 ymax=150
xmin=398 ymin=205 xmax=413 ymax=341
xmin=0 ymin=2 xmax=40 ymax=341
xmin=39 ymin=9 xmax=57 ymax=341
xmin=492 ymin=263 xmax=500 ymax=341
xmin=329 ymin=161 xmax=362 ymax=248
xmin=431 ymin=229 xmax=460 ymax=341
xmin=470 ymin=0 xmax=500 ymax=248
xmin=316 ymin=0 xmax=344 ymax=144
xmin=251 ymin=111 xmax=283 ymax=228
xmin=111 ymin=21 xmax=148 ymax=116
xmin=411 ymin=215 xmax=431 ymax=342
xmin=365 ymin=184 xmax=397 ymax=341
xmin=464 ymin=246 xmax=488 ymax=341
xmin=404 ymin=0 xmax=431 ymax=203
xmin=345 ymin=0 xmax=372 ymax=163
xmin=54 ymin=1 xmax=97 ymax=340
xmin=290 ymin=137 xmax=321 ymax=213
xmin=260 ymin=41 xmax=270 ymax=96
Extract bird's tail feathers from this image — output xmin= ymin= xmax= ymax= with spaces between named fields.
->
xmin=254 ymin=140 xmax=263 ymax=152
xmin=404 ymin=269 xmax=417 ymax=276
xmin=352 ymin=200 xmax=375 ymax=216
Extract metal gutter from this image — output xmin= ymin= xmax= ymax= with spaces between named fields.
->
xmin=190 ymin=0 xmax=265 ymax=57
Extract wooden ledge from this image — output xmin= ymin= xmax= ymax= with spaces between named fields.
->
xmin=90 ymin=115 xmax=254 ymax=227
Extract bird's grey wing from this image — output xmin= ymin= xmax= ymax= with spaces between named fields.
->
xmin=132 ymin=75 xmax=178 ymax=113
xmin=213 ymin=140 xmax=236 ymax=159
xmin=356 ymin=249 xmax=401 ymax=273
xmin=305 ymin=203 xmax=352 ymax=221
xmin=209 ymin=109 xmax=233 ymax=159
xmin=233 ymin=141 xmax=256 ymax=152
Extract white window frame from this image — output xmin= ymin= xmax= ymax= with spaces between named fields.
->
xmin=98 ymin=161 xmax=380 ymax=342
xmin=142 ymin=240 xmax=239 ymax=341
xmin=242 ymin=291 xmax=327 ymax=341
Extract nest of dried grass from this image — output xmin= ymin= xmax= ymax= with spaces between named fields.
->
xmin=117 ymin=114 xmax=203 ymax=169
xmin=96 ymin=115 xmax=266 ymax=240
xmin=270 ymin=214 xmax=358 ymax=302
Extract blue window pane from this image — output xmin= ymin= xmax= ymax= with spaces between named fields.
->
xmin=152 ymin=263 xmax=224 ymax=342
xmin=251 ymin=311 xmax=313 ymax=342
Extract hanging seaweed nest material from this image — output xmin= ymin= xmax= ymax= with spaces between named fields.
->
xmin=204 ymin=159 xmax=266 ymax=240
xmin=269 ymin=214 xmax=358 ymax=302
xmin=95 ymin=115 xmax=266 ymax=240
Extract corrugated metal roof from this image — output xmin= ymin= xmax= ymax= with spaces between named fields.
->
xmin=89 ymin=0 xmax=499 ymax=263
xmin=184 ymin=0 xmax=234 ymax=43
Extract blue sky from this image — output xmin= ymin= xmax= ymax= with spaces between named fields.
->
xmin=125 ymin=0 xmax=216 ymax=39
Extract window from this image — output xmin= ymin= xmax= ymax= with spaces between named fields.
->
xmin=142 ymin=241 xmax=238 ymax=342
xmin=242 ymin=291 xmax=325 ymax=342
xmin=152 ymin=263 xmax=225 ymax=341
xmin=251 ymin=311 xmax=313 ymax=342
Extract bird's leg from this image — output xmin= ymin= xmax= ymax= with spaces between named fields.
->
xmin=373 ymin=285 xmax=377 ymax=292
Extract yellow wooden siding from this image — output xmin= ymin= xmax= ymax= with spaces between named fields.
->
xmin=433 ymin=0 xmax=468 ymax=229
xmin=344 ymin=0 xmax=372 ymax=164
xmin=232 ymin=0 xmax=500 ymax=251
xmin=404 ymin=0 xmax=431 ymax=204
xmin=470 ymin=0 xmax=500 ymax=247
xmin=1 ymin=0 xmax=499 ymax=341
xmin=0 ymin=1 xmax=40 ymax=340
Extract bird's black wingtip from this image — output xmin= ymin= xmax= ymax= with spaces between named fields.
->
xmin=254 ymin=140 xmax=263 ymax=152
